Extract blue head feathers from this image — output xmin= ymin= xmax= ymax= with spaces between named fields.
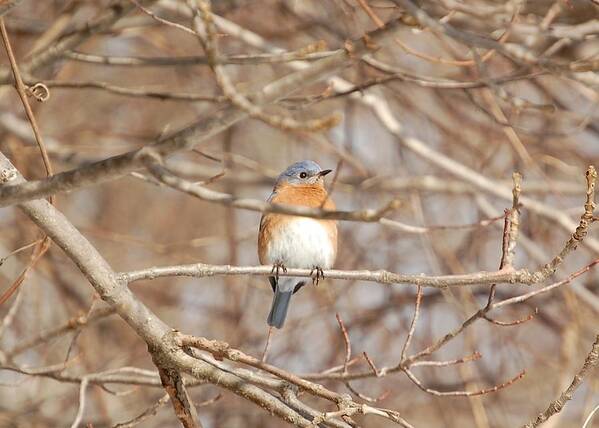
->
xmin=275 ymin=160 xmax=332 ymax=186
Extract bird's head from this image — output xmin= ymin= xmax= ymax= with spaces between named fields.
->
xmin=275 ymin=160 xmax=332 ymax=188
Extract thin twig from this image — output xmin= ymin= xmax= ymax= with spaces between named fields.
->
xmin=112 ymin=394 xmax=170 ymax=428
xmin=335 ymin=313 xmax=352 ymax=375
xmin=261 ymin=326 xmax=273 ymax=363
xmin=402 ymin=367 xmax=525 ymax=397
xmin=0 ymin=239 xmax=41 ymax=266
xmin=6 ymin=306 xmax=116 ymax=358
xmin=582 ymin=404 xmax=599 ymax=428
xmin=141 ymin=151 xmax=401 ymax=222
xmin=522 ymin=335 xmax=599 ymax=428
xmin=400 ymin=285 xmax=423 ymax=361
xmin=0 ymin=17 xmax=53 ymax=306
xmin=70 ymin=377 xmax=90 ymax=428
xmin=0 ymin=19 xmax=52 ymax=178
xmin=188 ymin=0 xmax=340 ymax=132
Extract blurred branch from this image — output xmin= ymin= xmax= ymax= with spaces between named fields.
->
xmin=1 ymin=364 xmax=170 ymax=387
xmin=583 ymin=404 xmax=599 ymax=428
xmin=4 ymin=306 xmax=116 ymax=359
xmin=63 ymin=47 xmax=335 ymax=66
xmin=113 ymin=394 xmax=170 ymax=428
xmin=0 ymin=134 xmax=415 ymax=426
xmin=141 ymin=149 xmax=401 ymax=221
xmin=35 ymin=78 xmax=226 ymax=102
xmin=200 ymin=12 xmax=599 ymax=258
xmin=0 ymin=1 xmax=159 ymax=84
xmin=70 ymin=377 xmax=90 ymax=428
xmin=390 ymin=0 xmax=563 ymax=68
xmin=189 ymin=0 xmax=340 ymax=132
xmin=0 ymin=0 xmax=23 ymax=17
xmin=0 ymin=283 xmax=23 ymax=344
xmin=0 ymin=13 xmax=405 ymax=207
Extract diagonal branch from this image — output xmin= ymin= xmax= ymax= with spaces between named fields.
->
xmin=0 ymin=16 xmax=54 ymax=306
xmin=0 ymin=145 xmax=358 ymax=428
xmin=0 ymin=14 xmax=404 ymax=207
xmin=154 ymin=364 xmax=201 ymax=428
xmin=521 ymin=335 xmax=599 ymax=428
xmin=205 ymin=12 xmax=599 ymax=256
xmin=189 ymin=0 xmax=340 ymax=132
xmin=0 ymin=0 xmax=23 ymax=17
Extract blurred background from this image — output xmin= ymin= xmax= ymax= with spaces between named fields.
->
xmin=0 ymin=0 xmax=598 ymax=426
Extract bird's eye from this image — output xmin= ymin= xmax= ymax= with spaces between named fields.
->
xmin=299 ymin=172 xmax=308 ymax=179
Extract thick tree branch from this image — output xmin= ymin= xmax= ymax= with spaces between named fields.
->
xmin=0 ymin=141 xmax=403 ymax=426
xmin=0 ymin=153 xmax=319 ymax=426
xmin=155 ymin=365 xmax=201 ymax=428
xmin=0 ymin=15 xmax=403 ymax=207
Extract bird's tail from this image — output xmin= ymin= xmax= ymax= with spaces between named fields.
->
xmin=267 ymin=289 xmax=293 ymax=329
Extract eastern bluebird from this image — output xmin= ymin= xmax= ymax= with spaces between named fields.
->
xmin=258 ymin=160 xmax=338 ymax=329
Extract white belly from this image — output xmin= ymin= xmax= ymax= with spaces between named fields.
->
xmin=265 ymin=218 xmax=335 ymax=269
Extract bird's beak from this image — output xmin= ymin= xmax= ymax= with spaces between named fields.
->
xmin=318 ymin=169 xmax=333 ymax=177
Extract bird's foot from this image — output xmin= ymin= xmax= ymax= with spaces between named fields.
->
xmin=310 ymin=266 xmax=325 ymax=286
xmin=271 ymin=261 xmax=287 ymax=281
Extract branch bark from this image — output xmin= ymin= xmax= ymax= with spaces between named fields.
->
xmin=0 ymin=152 xmax=318 ymax=427
xmin=0 ymin=15 xmax=403 ymax=207
xmin=521 ymin=335 xmax=599 ymax=428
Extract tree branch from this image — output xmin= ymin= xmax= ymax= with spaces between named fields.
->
xmin=521 ymin=335 xmax=599 ymax=428
xmin=0 ymin=14 xmax=404 ymax=207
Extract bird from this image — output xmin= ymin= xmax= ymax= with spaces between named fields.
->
xmin=258 ymin=160 xmax=338 ymax=329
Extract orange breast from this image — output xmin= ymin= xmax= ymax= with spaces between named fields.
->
xmin=258 ymin=183 xmax=337 ymax=265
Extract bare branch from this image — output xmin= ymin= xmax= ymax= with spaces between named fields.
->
xmin=0 ymin=13 xmax=405 ymax=207
xmin=154 ymin=365 xmax=201 ymax=428
xmin=112 ymin=394 xmax=170 ymax=428
xmin=522 ymin=335 xmax=599 ymax=428
xmin=141 ymin=149 xmax=400 ymax=221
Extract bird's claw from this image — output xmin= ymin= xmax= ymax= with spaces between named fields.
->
xmin=271 ymin=261 xmax=287 ymax=280
xmin=310 ymin=266 xmax=325 ymax=286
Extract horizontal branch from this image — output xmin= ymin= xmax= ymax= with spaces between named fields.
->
xmin=63 ymin=48 xmax=336 ymax=66
xmin=142 ymin=151 xmax=401 ymax=221
xmin=205 ymin=11 xmax=599 ymax=257
xmin=37 ymin=78 xmax=226 ymax=102
xmin=120 ymin=263 xmax=538 ymax=288
xmin=120 ymin=178 xmax=595 ymax=286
